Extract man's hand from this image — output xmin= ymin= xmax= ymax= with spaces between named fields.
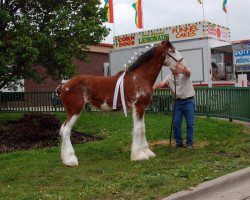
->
xmin=177 ymin=63 xmax=191 ymax=76
xmin=153 ymin=81 xmax=166 ymax=91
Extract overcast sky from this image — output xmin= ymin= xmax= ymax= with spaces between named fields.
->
xmin=102 ymin=0 xmax=250 ymax=44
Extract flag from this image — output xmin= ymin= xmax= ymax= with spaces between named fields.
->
xmin=104 ymin=0 xmax=114 ymax=23
xmin=223 ymin=0 xmax=227 ymax=13
xmin=132 ymin=0 xmax=143 ymax=29
xmin=198 ymin=0 xmax=203 ymax=4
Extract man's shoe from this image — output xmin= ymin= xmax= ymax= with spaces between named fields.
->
xmin=174 ymin=144 xmax=184 ymax=148
xmin=186 ymin=145 xmax=193 ymax=149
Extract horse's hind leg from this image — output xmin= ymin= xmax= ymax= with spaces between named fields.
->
xmin=60 ymin=85 xmax=86 ymax=166
xmin=60 ymin=114 xmax=80 ymax=166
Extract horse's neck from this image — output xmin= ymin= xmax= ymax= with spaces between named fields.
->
xmin=134 ymin=56 xmax=164 ymax=86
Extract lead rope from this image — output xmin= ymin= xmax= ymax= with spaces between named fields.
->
xmin=112 ymin=71 xmax=127 ymax=117
xmin=169 ymin=75 xmax=176 ymax=147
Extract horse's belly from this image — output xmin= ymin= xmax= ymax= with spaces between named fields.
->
xmin=88 ymin=99 xmax=113 ymax=111
xmin=89 ymin=98 xmax=132 ymax=112
xmin=100 ymin=102 xmax=113 ymax=111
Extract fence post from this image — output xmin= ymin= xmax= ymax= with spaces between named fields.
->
xmin=0 ymin=91 xmax=2 ymax=112
xmin=27 ymin=92 xmax=30 ymax=112
xmin=54 ymin=92 xmax=57 ymax=112
xmin=228 ymin=89 xmax=233 ymax=122
xmin=205 ymin=88 xmax=209 ymax=117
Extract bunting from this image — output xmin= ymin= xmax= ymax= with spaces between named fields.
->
xmin=223 ymin=0 xmax=227 ymax=13
xmin=104 ymin=0 xmax=114 ymax=23
xmin=132 ymin=0 xmax=143 ymax=29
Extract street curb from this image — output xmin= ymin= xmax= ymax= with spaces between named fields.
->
xmin=162 ymin=166 xmax=250 ymax=200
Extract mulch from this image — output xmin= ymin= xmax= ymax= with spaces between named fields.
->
xmin=0 ymin=121 xmax=101 ymax=154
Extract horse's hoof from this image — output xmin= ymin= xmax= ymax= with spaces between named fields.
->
xmin=143 ymin=148 xmax=156 ymax=158
xmin=63 ymin=155 xmax=79 ymax=167
xmin=131 ymin=151 xmax=149 ymax=161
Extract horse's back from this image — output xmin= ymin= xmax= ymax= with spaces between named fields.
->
xmin=60 ymin=72 xmax=153 ymax=113
xmin=60 ymin=74 xmax=120 ymax=111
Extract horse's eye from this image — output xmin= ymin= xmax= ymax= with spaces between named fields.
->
xmin=169 ymin=48 xmax=175 ymax=53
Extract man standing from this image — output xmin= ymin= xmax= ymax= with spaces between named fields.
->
xmin=153 ymin=64 xmax=195 ymax=148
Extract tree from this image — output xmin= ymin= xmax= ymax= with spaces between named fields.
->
xmin=0 ymin=0 xmax=109 ymax=90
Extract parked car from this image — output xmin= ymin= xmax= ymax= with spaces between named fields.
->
xmin=52 ymin=93 xmax=62 ymax=106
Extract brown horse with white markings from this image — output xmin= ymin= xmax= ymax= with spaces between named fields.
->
xmin=58 ymin=39 xmax=185 ymax=166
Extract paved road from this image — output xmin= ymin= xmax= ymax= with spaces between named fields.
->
xmin=202 ymin=178 xmax=250 ymax=200
xmin=163 ymin=167 xmax=250 ymax=200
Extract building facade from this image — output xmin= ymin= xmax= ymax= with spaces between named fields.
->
xmin=233 ymin=40 xmax=250 ymax=86
xmin=24 ymin=43 xmax=113 ymax=92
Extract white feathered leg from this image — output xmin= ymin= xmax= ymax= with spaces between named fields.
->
xmin=60 ymin=115 xmax=79 ymax=166
xmin=141 ymin=125 xmax=156 ymax=158
xmin=131 ymin=106 xmax=149 ymax=161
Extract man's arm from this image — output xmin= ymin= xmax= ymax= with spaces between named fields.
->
xmin=153 ymin=80 xmax=167 ymax=91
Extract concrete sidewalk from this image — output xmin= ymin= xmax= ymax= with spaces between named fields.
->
xmin=163 ymin=167 xmax=250 ymax=200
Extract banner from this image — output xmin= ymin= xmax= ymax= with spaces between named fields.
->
xmin=104 ymin=0 xmax=114 ymax=23
xmin=223 ymin=0 xmax=227 ymax=13
xmin=132 ymin=0 xmax=143 ymax=29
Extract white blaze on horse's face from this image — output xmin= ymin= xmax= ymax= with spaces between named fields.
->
xmin=164 ymin=48 xmax=185 ymax=70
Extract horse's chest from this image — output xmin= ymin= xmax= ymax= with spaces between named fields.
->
xmin=128 ymin=76 xmax=152 ymax=102
xmin=134 ymin=89 xmax=148 ymax=98
xmin=130 ymin=87 xmax=151 ymax=104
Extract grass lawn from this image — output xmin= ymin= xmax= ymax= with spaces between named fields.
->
xmin=0 ymin=112 xmax=249 ymax=200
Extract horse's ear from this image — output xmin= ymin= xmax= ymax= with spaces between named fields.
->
xmin=157 ymin=38 xmax=172 ymax=54
xmin=161 ymin=38 xmax=170 ymax=48
xmin=161 ymin=38 xmax=169 ymax=45
xmin=162 ymin=38 xmax=175 ymax=51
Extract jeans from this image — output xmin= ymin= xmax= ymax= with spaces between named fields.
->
xmin=173 ymin=97 xmax=195 ymax=146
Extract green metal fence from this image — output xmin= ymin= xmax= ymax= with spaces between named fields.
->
xmin=0 ymin=92 xmax=64 ymax=112
xmin=1 ymin=87 xmax=250 ymax=121
xmin=151 ymin=87 xmax=250 ymax=122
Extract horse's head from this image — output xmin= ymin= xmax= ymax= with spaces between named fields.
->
xmin=160 ymin=39 xmax=185 ymax=70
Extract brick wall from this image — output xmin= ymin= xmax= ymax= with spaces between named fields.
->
xmin=25 ymin=51 xmax=109 ymax=92
xmin=25 ymin=78 xmax=60 ymax=92
xmin=73 ymin=52 xmax=108 ymax=76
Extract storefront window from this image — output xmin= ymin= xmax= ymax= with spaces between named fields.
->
xmin=212 ymin=54 xmax=226 ymax=81
xmin=211 ymin=53 xmax=233 ymax=81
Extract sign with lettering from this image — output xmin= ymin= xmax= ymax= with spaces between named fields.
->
xmin=233 ymin=42 xmax=250 ymax=66
xmin=113 ymin=21 xmax=231 ymax=49
xmin=170 ymin=23 xmax=204 ymax=41
xmin=206 ymin=22 xmax=230 ymax=42
xmin=138 ymin=31 xmax=168 ymax=45
xmin=114 ymin=28 xmax=169 ymax=49
xmin=115 ymin=34 xmax=136 ymax=48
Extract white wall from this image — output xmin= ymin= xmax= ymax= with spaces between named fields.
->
xmin=110 ymin=39 xmax=211 ymax=84
xmin=0 ymin=80 xmax=25 ymax=92
xmin=110 ymin=44 xmax=168 ymax=83
xmin=173 ymin=39 xmax=211 ymax=84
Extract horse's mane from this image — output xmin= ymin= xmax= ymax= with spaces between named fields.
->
xmin=127 ymin=47 xmax=155 ymax=72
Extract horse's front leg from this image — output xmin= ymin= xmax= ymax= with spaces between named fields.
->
xmin=141 ymin=123 xmax=156 ymax=159
xmin=131 ymin=104 xmax=155 ymax=161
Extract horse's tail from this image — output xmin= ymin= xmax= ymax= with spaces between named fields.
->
xmin=55 ymin=84 xmax=63 ymax=96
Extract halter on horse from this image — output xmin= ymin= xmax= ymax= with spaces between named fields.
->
xmin=59 ymin=39 xmax=185 ymax=166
